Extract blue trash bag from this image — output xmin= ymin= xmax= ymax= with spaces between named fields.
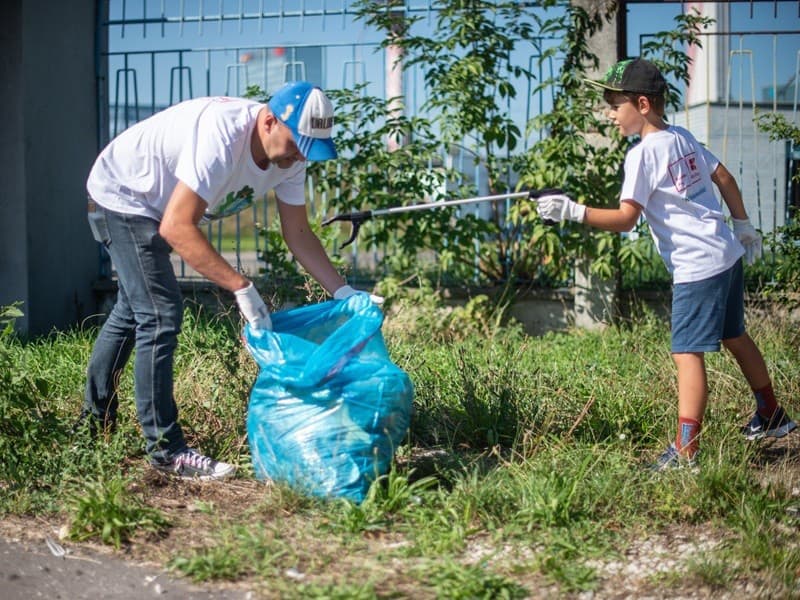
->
xmin=243 ymin=294 xmax=413 ymax=503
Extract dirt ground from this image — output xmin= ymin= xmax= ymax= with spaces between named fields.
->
xmin=0 ymin=475 xmax=266 ymax=599
xmin=2 ymin=435 xmax=800 ymax=599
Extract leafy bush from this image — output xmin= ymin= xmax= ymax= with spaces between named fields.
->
xmin=0 ymin=305 xmax=66 ymax=492
xmin=748 ymin=213 xmax=800 ymax=306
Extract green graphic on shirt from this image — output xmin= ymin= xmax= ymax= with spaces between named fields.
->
xmin=206 ymin=185 xmax=255 ymax=220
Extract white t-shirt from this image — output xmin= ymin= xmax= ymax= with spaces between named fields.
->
xmin=87 ymin=97 xmax=306 ymax=221
xmin=620 ymin=125 xmax=744 ymax=283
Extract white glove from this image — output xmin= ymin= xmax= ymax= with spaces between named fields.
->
xmin=333 ymin=285 xmax=385 ymax=305
xmin=234 ymin=282 xmax=272 ymax=329
xmin=535 ymin=193 xmax=586 ymax=223
xmin=732 ymin=218 xmax=762 ymax=265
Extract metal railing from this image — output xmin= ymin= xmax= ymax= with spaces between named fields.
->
xmin=99 ymin=1 xmax=800 ymax=284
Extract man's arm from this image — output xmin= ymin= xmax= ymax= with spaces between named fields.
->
xmin=276 ymin=200 xmax=346 ymax=295
xmin=710 ymin=163 xmax=747 ymax=219
xmin=159 ymin=181 xmax=250 ymax=292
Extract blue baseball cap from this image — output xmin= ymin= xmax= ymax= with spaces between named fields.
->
xmin=268 ymin=81 xmax=337 ymax=161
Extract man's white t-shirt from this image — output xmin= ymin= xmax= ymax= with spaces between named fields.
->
xmin=620 ymin=125 xmax=744 ymax=284
xmin=87 ymin=97 xmax=306 ymax=221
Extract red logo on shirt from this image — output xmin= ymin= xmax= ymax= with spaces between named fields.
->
xmin=668 ymin=152 xmax=701 ymax=192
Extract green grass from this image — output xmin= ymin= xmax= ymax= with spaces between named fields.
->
xmin=1 ymin=297 xmax=799 ymax=597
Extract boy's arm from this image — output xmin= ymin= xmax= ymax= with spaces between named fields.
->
xmin=535 ymin=192 xmax=642 ymax=232
xmin=584 ymin=201 xmax=642 ymax=233
xmin=710 ymin=163 xmax=747 ymax=219
xmin=710 ymin=163 xmax=762 ymax=264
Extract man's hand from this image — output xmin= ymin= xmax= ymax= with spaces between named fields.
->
xmin=732 ymin=218 xmax=762 ymax=265
xmin=535 ymin=192 xmax=586 ymax=224
xmin=334 ymin=285 xmax=385 ymax=305
xmin=234 ymin=282 xmax=272 ymax=329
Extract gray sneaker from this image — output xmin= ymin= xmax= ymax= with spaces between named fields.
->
xmin=649 ymin=443 xmax=699 ymax=473
xmin=151 ymin=448 xmax=235 ymax=480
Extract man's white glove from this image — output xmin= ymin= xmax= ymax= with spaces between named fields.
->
xmin=732 ymin=218 xmax=762 ymax=265
xmin=535 ymin=193 xmax=586 ymax=224
xmin=234 ymin=282 xmax=272 ymax=329
xmin=334 ymin=285 xmax=385 ymax=305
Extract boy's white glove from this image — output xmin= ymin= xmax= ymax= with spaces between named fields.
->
xmin=535 ymin=193 xmax=586 ymax=223
xmin=234 ymin=282 xmax=272 ymax=330
xmin=732 ymin=218 xmax=762 ymax=265
xmin=334 ymin=285 xmax=385 ymax=305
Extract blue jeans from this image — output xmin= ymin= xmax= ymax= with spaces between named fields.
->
xmin=84 ymin=207 xmax=187 ymax=462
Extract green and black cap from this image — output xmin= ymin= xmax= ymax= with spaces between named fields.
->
xmin=584 ymin=58 xmax=667 ymax=96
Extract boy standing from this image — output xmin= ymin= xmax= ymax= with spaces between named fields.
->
xmin=535 ymin=58 xmax=795 ymax=469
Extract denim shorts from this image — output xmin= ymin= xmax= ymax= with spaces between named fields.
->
xmin=671 ymin=259 xmax=745 ymax=353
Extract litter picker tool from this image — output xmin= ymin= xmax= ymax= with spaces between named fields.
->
xmin=322 ymin=188 xmax=563 ymax=248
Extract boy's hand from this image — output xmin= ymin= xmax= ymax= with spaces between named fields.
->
xmin=535 ymin=193 xmax=586 ymax=223
xmin=732 ymin=218 xmax=762 ymax=265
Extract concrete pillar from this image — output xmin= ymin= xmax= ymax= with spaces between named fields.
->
xmin=571 ymin=0 xmax=622 ymax=330
xmin=0 ymin=0 xmax=100 ymax=335
xmin=385 ymin=9 xmax=405 ymax=151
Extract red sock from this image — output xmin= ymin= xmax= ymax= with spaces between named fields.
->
xmin=753 ymin=384 xmax=778 ymax=418
xmin=676 ymin=417 xmax=702 ymax=457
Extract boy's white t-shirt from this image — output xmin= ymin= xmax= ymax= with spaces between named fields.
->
xmin=620 ymin=125 xmax=744 ymax=284
xmin=87 ymin=97 xmax=306 ymax=221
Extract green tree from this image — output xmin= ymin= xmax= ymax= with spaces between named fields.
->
xmin=356 ymin=0 xmax=545 ymax=282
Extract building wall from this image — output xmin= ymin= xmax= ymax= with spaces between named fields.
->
xmin=0 ymin=2 xmax=30 ymax=332
xmin=0 ymin=0 xmax=100 ymax=335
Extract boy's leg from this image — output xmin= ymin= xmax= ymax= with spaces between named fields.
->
xmin=722 ymin=333 xmax=772 ymax=406
xmin=726 ymin=332 xmax=796 ymax=439
xmin=718 ymin=259 xmax=770 ymax=391
xmin=672 ymin=352 xmax=706 ymax=457
xmin=720 ymin=260 xmax=795 ymax=438
xmin=666 ymin=264 xmax=742 ymax=465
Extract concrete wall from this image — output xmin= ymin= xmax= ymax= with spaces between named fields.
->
xmin=0 ymin=1 xmax=100 ymax=335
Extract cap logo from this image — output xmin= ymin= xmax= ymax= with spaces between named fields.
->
xmin=604 ymin=59 xmax=633 ymax=84
xmin=310 ymin=116 xmax=334 ymax=129
xmin=280 ymin=105 xmax=294 ymax=121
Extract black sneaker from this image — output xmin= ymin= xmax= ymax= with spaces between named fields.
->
xmin=151 ymin=448 xmax=235 ymax=480
xmin=741 ymin=407 xmax=797 ymax=441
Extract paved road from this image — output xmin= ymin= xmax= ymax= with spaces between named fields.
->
xmin=1 ymin=537 xmax=251 ymax=600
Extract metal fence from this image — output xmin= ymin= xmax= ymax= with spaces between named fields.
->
xmin=98 ymin=0 xmax=800 ymax=283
